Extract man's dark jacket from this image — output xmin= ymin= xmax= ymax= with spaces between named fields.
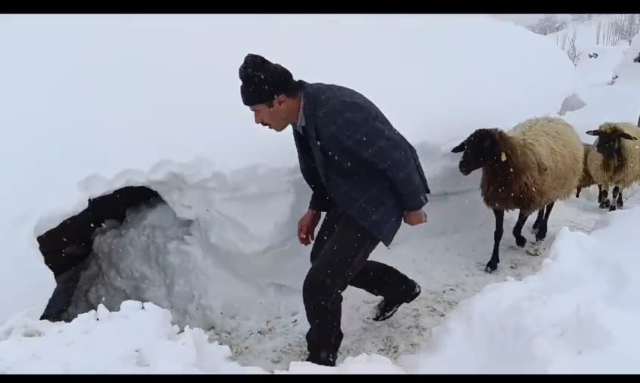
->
xmin=292 ymin=80 xmax=430 ymax=247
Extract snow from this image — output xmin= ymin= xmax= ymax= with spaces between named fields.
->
xmin=490 ymin=14 xmax=549 ymax=27
xmin=399 ymin=207 xmax=640 ymax=374
xmin=5 ymin=198 xmax=640 ymax=374
xmin=612 ymin=32 xmax=640 ymax=85
xmin=562 ymin=30 xmax=640 ymax=139
xmin=546 ymin=17 xmax=630 ymax=87
xmin=0 ymin=301 xmax=259 ymax=374
xmin=575 ymin=45 xmax=626 ymax=87
xmin=0 ymin=14 xmax=639 ymax=374
xmin=563 ymin=81 xmax=640 ymax=144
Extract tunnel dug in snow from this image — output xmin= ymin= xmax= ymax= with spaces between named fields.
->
xmin=36 ymin=185 xmax=173 ymax=322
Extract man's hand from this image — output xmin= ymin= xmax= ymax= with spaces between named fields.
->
xmin=403 ymin=210 xmax=427 ymax=226
xmin=298 ymin=209 xmax=321 ymax=246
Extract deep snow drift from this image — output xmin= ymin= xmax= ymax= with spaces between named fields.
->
xmin=3 ymin=14 xmax=638 ymax=373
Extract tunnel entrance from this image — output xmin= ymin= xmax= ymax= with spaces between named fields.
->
xmin=36 ymin=185 xmax=168 ymax=322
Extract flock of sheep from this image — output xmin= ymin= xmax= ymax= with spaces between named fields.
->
xmin=450 ymin=115 xmax=640 ymax=273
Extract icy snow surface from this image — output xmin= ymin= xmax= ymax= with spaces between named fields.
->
xmin=1 ymin=14 xmax=639 ymax=374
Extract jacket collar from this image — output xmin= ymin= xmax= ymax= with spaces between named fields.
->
xmin=293 ymin=80 xmax=312 ymax=133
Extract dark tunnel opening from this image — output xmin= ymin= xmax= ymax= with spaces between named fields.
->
xmin=36 ymin=185 xmax=167 ymax=322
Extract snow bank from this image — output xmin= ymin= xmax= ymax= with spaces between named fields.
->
xmin=0 ymin=14 xmax=579 ymax=326
xmin=0 ymin=300 xmax=261 ymax=374
xmin=543 ymin=21 xmax=632 ymax=124
xmin=563 ymin=82 xmax=640 ymax=143
xmin=61 ymin=178 xmax=312 ymax=340
xmin=575 ymin=45 xmax=626 ymax=87
xmin=398 ymin=205 xmax=640 ymax=374
xmin=0 ymin=298 xmax=405 ymax=374
xmin=4 ymin=202 xmax=640 ymax=373
xmin=562 ymin=36 xmax=640 ymax=138
xmin=612 ymin=32 xmax=640 ymax=85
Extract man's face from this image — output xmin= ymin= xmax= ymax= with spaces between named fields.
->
xmin=249 ymin=97 xmax=289 ymax=132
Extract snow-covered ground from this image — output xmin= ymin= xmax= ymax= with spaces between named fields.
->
xmin=561 ymin=28 xmax=640 ymax=138
xmin=545 ymin=15 xmax=640 ymax=88
xmin=613 ymin=32 xmax=640 ymax=86
xmin=1 ymin=14 xmax=639 ymax=374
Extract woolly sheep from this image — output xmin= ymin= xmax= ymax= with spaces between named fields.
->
xmin=575 ymin=143 xmax=603 ymax=201
xmin=451 ymin=116 xmax=584 ymax=273
xmin=585 ymin=121 xmax=640 ymax=211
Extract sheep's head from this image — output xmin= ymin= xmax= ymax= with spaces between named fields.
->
xmin=585 ymin=123 xmax=637 ymax=160
xmin=451 ymin=128 xmax=503 ymax=176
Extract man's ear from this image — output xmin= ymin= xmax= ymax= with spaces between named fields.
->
xmin=451 ymin=141 xmax=466 ymax=153
xmin=275 ymin=94 xmax=287 ymax=107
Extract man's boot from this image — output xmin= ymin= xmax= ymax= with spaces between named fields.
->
xmin=372 ymin=282 xmax=421 ymax=321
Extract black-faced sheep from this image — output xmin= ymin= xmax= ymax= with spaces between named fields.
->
xmin=451 ymin=116 xmax=584 ymax=273
xmin=585 ymin=121 xmax=640 ymax=211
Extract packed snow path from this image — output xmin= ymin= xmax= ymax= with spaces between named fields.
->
xmin=62 ymin=182 xmax=638 ymax=372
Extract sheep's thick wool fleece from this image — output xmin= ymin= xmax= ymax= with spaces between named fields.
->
xmin=484 ymin=117 xmax=583 ymax=214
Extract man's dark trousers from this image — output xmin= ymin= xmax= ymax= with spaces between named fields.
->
xmin=303 ymin=208 xmax=418 ymax=365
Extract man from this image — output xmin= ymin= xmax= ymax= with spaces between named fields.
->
xmin=238 ymin=53 xmax=430 ymax=367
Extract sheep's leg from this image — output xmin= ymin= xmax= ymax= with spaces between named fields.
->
xmin=610 ymin=186 xmax=623 ymax=211
xmin=597 ymin=184 xmax=603 ymax=202
xmin=610 ymin=186 xmax=618 ymax=211
xmin=599 ymin=187 xmax=610 ymax=210
xmin=575 ymin=186 xmax=582 ymax=198
xmin=531 ymin=208 xmax=544 ymax=233
xmin=512 ymin=210 xmax=530 ymax=247
xmin=486 ymin=209 xmax=504 ymax=273
xmin=616 ymin=187 xmax=624 ymax=209
xmin=535 ymin=202 xmax=555 ymax=242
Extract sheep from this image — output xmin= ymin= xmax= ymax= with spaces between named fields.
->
xmin=450 ymin=116 xmax=584 ymax=273
xmin=585 ymin=121 xmax=640 ymax=211
xmin=575 ymin=143 xmax=603 ymax=201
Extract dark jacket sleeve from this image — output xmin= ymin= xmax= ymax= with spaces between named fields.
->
xmin=323 ymin=100 xmax=429 ymax=212
xmin=293 ymin=128 xmax=333 ymax=212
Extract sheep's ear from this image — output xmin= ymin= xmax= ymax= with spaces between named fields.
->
xmin=585 ymin=130 xmax=600 ymax=136
xmin=451 ymin=141 xmax=466 ymax=153
xmin=620 ymin=132 xmax=638 ymax=141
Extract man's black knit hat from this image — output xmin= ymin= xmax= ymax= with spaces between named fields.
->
xmin=239 ymin=53 xmax=296 ymax=106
